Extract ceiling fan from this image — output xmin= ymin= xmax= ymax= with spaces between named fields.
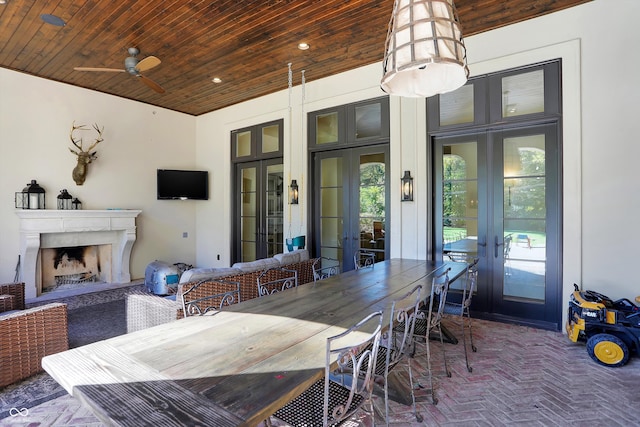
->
xmin=74 ymin=47 xmax=165 ymax=94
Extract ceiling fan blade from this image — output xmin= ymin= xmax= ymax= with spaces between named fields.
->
xmin=138 ymin=75 xmax=165 ymax=94
xmin=136 ymin=56 xmax=161 ymax=72
xmin=74 ymin=67 xmax=125 ymax=72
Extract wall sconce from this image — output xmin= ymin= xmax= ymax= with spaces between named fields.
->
xmin=381 ymin=0 xmax=469 ymax=98
xmin=72 ymin=197 xmax=83 ymax=210
xmin=401 ymin=171 xmax=414 ymax=202
xmin=289 ymin=179 xmax=299 ymax=204
xmin=15 ymin=180 xmax=46 ymax=209
xmin=57 ymin=189 xmax=74 ymax=210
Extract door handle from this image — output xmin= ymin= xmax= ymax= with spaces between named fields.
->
xmin=494 ymin=235 xmax=504 ymax=258
xmin=477 ymin=236 xmax=487 ymax=258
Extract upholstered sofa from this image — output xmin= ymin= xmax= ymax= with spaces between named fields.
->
xmin=126 ymin=250 xmax=316 ymax=333
xmin=0 ymin=282 xmax=69 ymax=387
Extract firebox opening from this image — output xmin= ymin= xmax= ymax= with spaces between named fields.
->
xmin=40 ymin=244 xmax=112 ymax=292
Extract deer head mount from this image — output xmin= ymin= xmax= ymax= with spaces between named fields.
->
xmin=69 ymin=121 xmax=104 ymax=185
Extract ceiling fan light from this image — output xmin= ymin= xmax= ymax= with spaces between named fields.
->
xmin=381 ymin=0 xmax=468 ymax=98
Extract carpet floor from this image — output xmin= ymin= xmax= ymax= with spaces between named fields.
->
xmin=0 ymin=286 xmax=140 ymax=420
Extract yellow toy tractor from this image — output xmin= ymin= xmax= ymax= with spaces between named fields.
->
xmin=566 ymin=284 xmax=640 ymax=367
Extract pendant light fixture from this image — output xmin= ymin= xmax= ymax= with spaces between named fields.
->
xmin=381 ymin=0 xmax=469 ymax=98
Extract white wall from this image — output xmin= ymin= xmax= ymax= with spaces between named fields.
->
xmin=195 ymin=0 xmax=640 ymax=312
xmin=0 ymin=69 xmax=197 ymax=284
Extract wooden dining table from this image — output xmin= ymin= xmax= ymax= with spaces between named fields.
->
xmin=42 ymin=258 xmax=467 ymax=427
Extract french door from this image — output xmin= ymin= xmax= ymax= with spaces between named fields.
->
xmin=312 ymin=145 xmax=389 ymax=272
xmin=434 ymin=123 xmax=561 ymax=329
xmin=234 ymin=159 xmax=284 ymax=262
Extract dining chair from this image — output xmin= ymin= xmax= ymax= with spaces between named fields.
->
xmin=443 ymin=258 xmax=479 ymax=372
xmin=377 ymin=284 xmax=423 ymax=424
xmin=354 ymin=249 xmax=376 ymax=270
xmin=257 ymin=267 xmax=298 ymax=297
xmin=412 ymin=268 xmax=451 ymax=404
xmin=312 ymin=257 xmax=341 ymax=282
xmin=271 ymin=310 xmax=383 ymax=427
xmin=180 ymin=279 xmax=241 ymax=316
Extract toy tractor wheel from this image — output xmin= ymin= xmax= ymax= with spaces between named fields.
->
xmin=586 ymin=333 xmax=629 ymax=367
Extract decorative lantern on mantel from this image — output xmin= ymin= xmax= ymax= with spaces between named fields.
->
xmin=72 ymin=197 xmax=82 ymax=210
xmin=15 ymin=180 xmax=46 ymax=209
xmin=57 ymin=189 xmax=73 ymax=210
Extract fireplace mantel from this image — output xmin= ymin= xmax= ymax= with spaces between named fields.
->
xmin=16 ymin=209 xmax=141 ymax=298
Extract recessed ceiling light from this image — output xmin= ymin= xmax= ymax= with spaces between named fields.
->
xmin=41 ymin=14 xmax=66 ymax=27
xmin=298 ymin=43 xmax=310 ymax=50
xmin=212 ymin=77 xmax=222 ymax=84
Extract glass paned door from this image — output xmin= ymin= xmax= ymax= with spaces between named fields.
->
xmin=358 ymin=152 xmax=386 ymax=263
xmin=265 ymin=163 xmax=284 ymax=257
xmin=235 ymin=159 xmax=283 ymax=262
xmin=239 ymin=164 xmax=258 ymax=261
xmin=492 ymin=125 xmax=560 ymax=323
xmin=434 ymin=124 xmax=560 ymax=328
xmin=313 ymin=146 xmax=389 ymax=271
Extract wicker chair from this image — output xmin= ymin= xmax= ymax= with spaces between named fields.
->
xmin=0 ymin=300 xmax=69 ymax=387
xmin=0 ymin=282 xmax=26 ymax=312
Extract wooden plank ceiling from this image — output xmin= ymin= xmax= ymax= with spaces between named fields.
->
xmin=0 ymin=0 xmax=591 ymax=116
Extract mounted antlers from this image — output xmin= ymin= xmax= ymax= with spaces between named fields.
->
xmin=69 ymin=121 xmax=104 ymax=185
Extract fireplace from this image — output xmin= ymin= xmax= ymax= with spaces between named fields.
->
xmin=40 ymin=244 xmax=112 ymax=292
xmin=15 ymin=210 xmax=141 ymax=298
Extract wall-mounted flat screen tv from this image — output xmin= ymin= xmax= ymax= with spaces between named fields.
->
xmin=157 ymin=169 xmax=209 ymax=200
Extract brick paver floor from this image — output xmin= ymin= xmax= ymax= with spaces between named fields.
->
xmin=2 ymin=316 xmax=639 ymax=426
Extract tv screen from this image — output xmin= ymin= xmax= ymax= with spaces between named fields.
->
xmin=157 ymin=169 xmax=209 ymax=200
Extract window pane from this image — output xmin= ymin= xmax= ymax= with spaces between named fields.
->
xmin=261 ymin=124 xmax=279 ymax=154
xmin=321 ymin=188 xmax=343 ymax=217
xmin=316 ymin=112 xmax=339 ymax=144
xmin=320 ymin=157 xmax=342 ymax=186
xmin=502 ymin=70 xmax=544 ymax=117
xmin=440 ymin=84 xmax=474 ymax=126
xmin=235 ymin=130 xmax=252 ymax=157
xmin=355 ymin=103 xmax=381 ymax=139
xmin=266 ymin=164 xmax=283 ymax=215
xmin=241 ymin=242 xmax=256 ymax=262
xmin=321 ymin=218 xmax=342 ymax=247
xmin=504 ymin=134 xmax=546 ymax=178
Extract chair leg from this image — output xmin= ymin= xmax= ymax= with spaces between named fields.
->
xmin=460 ymin=313 xmax=472 ymax=373
xmin=424 ymin=336 xmax=438 ymax=405
xmin=384 ymin=363 xmax=390 ymax=426
xmin=438 ymin=324 xmax=451 ymax=378
xmin=406 ymin=354 xmax=423 ymax=422
xmin=466 ymin=309 xmax=477 ymax=353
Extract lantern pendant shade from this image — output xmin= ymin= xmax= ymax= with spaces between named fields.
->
xmin=381 ymin=0 xmax=469 ymax=98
